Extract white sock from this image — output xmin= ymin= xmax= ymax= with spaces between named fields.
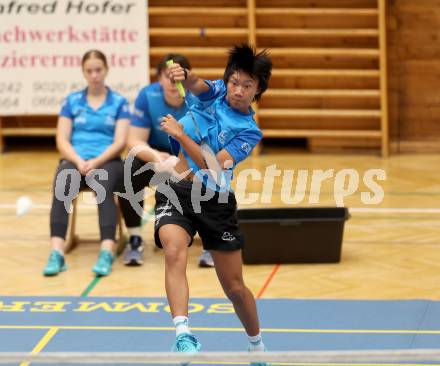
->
xmin=127 ymin=227 xmax=141 ymax=237
xmin=248 ymin=333 xmax=265 ymax=351
xmin=173 ymin=316 xmax=190 ymax=336
xmin=54 ymin=249 xmax=64 ymax=256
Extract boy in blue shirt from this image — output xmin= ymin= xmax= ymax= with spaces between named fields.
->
xmin=159 ymin=44 xmax=272 ymax=365
xmin=119 ymin=54 xmax=214 ymax=267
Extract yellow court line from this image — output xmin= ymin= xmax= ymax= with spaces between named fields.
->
xmin=19 ymin=326 xmax=59 ymax=366
xmin=1 ymin=325 xmax=440 ymax=334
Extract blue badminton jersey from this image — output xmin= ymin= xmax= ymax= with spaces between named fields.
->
xmin=131 ymin=82 xmax=198 ymax=153
xmin=170 ymin=79 xmax=263 ymax=190
xmin=60 ymin=87 xmax=130 ymax=160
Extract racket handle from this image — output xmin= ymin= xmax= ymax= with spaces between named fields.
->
xmin=166 ymin=59 xmax=186 ymax=98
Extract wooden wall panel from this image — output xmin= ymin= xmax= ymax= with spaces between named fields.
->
xmin=2 ymin=1 xmax=439 ymax=154
xmin=388 ymin=0 xmax=440 ymax=151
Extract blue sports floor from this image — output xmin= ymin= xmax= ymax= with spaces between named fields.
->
xmin=1 ymin=297 xmax=440 ymax=365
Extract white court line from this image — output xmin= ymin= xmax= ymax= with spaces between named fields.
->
xmin=0 ymin=203 xmax=85 ymax=210
xmin=1 ymin=204 xmax=440 ymax=214
xmin=349 ymin=208 xmax=440 ymax=214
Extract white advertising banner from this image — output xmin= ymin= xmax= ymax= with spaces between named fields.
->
xmin=0 ymin=0 xmax=149 ymax=115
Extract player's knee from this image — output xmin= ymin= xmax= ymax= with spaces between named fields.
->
xmin=163 ymin=243 xmax=185 ymax=265
xmin=224 ymin=282 xmax=246 ymax=303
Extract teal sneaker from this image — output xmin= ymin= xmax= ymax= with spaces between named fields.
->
xmin=43 ymin=250 xmax=67 ymax=276
xmin=248 ymin=345 xmax=271 ymax=366
xmin=172 ymin=333 xmax=201 ymax=365
xmin=92 ymin=250 xmax=113 ymax=276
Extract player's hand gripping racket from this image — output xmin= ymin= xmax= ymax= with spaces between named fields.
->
xmin=166 ymin=60 xmax=223 ymax=184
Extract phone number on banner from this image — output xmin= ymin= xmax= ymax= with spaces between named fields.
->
xmin=0 ymin=82 xmax=21 ymax=110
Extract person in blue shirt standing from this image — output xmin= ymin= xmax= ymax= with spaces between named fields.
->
xmin=119 ymin=53 xmax=214 ymax=268
xmin=43 ymin=50 xmax=130 ymax=277
xmin=158 ymin=44 xmax=273 ymax=364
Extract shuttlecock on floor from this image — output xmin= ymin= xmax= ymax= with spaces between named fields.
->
xmin=16 ymin=196 xmax=33 ymax=217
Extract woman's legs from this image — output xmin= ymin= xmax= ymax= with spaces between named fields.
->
xmin=45 ymin=160 xmax=84 ymax=276
xmin=118 ymin=157 xmax=150 ymax=230
xmin=90 ymin=159 xmax=123 ymax=276
xmin=92 ymin=159 xmax=122 ymax=247
xmin=49 ymin=160 xmax=84 ymax=249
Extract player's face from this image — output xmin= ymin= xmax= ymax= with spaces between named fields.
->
xmin=158 ymin=71 xmax=180 ymax=99
xmin=226 ymin=71 xmax=259 ymax=113
xmin=82 ymin=58 xmax=108 ymax=88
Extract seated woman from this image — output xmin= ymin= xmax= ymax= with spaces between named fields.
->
xmin=43 ymin=49 xmax=130 ymax=277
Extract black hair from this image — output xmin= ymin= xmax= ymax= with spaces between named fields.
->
xmin=157 ymin=53 xmax=192 ymax=75
xmin=82 ymin=49 xmax=108 ymax=69
xmin=223 ymin=44 xmax=272 ymax=102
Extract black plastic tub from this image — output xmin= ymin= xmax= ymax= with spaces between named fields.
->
xmin=237 ymin=207 xmax=350 ymax=264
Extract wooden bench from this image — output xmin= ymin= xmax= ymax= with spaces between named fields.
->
xmin=65 ymin=190 xmax=127 ymax=256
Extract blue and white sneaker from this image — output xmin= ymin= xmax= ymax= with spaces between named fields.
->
xmin=43 ymin=250 xmax=67 ymax=276
xmin=92 ymin=250 xmax=113 ymax=276
xmin=248 ymin=345 xmax=271 ymax=366
xmin=198 ymin=250 xmax=214 ymax=268
xmin=123 ymin=235 xmax=144 ymax=266
xmin=172 ymin=333 xmax=201 ymax=365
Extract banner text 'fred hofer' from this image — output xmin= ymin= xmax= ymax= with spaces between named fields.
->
xmin=0 ymin=1 xmax=137 ymax=15
xmin=0 ymin=301 xmax=235 ymax=314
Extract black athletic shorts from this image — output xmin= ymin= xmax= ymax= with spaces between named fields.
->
xmin=154 ymin=179 xmax=244 ymax=251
